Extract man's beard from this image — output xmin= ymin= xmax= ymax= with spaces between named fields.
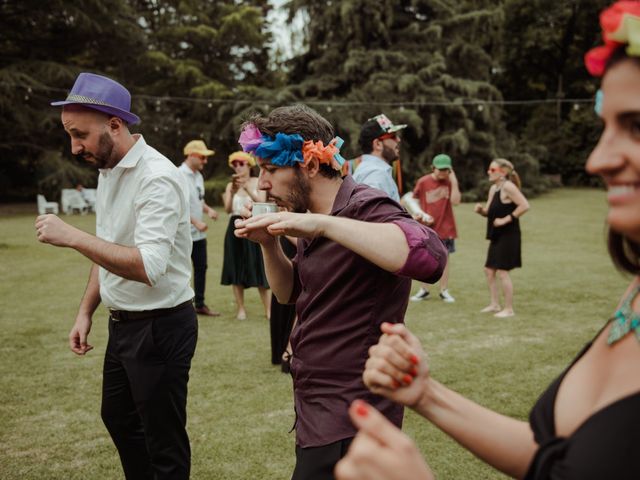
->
xmin=381 ymin=144 xmax=399 ymax=164
xmin=82 ymin=132 xmax=115 ymax=169
xmin=271 ymin=168 xmax=311 ymax=213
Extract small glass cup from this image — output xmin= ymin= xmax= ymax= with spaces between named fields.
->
xmin=251 ymin=202 xmax=278 ymax=216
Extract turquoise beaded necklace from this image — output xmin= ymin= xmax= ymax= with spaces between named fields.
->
xmin=608 ymin=284 xmax=640 ymax=345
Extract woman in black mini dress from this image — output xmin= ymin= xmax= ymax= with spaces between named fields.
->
xmin=474 ymin=159 xmax=530 ymax=317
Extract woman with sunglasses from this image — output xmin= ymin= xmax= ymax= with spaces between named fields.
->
xmin=335 ymin=2 xmax=640 ymax=479
xmin=474 ymin=159 xmax=530 ymax=317
xmin=221 ymin=152 xmax=271 ymax=320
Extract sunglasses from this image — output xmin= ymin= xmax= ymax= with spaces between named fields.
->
xmin=436 ymin=168 xmax=451 ymax=173
xmin=488 ymin=167 xmax=501 ymax=173
xmin=231 ymin=161 xmax=248 ymax=168
xmin=378 ymin=133 xmax=399 ymax=142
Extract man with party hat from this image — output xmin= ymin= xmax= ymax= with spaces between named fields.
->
xmin=234 ymin=104 xmax=446 ymax=478
xmin=353 ymin=113 xmax=407 ymax=202
xmin=179 ymin=139 xmax=220 ymax=317
xmin=36 ymin=72 xmax=197 ymax=479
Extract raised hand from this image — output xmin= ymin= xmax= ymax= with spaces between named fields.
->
xmin=35 ymin=214 xmax=78 ymax=247
xmin=363 ymin=322 xmax=430 ymax=408
xmin=335 ymin=400 xmax=435 ymax=480
xmin=234 ymin=211 xmax=326 ymax=243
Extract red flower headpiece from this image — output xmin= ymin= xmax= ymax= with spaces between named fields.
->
xmin=585 ymin=1 xmax=640 ymax=76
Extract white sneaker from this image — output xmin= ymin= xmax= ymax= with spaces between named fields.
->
xmin=410 ymin=288 xmax=430 ymax=301
xmin=439 ymin=289 xmax=455 ymax=303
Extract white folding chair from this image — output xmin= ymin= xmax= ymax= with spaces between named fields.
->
xmin=37 ymin=195 xmax=59 ymax=215
xmin=61 ymin=189 xmax=89 ymax=214
xmin=81 ymin=188 xmax=97 ymax=212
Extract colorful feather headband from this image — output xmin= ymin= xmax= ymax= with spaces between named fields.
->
xmin=238 ymin=124 xmax=346 ymax=171
xmin=584 ymin=1 xmax=640 ymax=76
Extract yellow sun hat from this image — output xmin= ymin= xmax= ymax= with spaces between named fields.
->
xmin=184 ymin=139 xmax=215 ymax=157
xmin=228 ymin=151 xmax=256 ymax=167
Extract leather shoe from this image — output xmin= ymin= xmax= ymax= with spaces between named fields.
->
xmin=195 ymin=305 xmax=220 ymax=317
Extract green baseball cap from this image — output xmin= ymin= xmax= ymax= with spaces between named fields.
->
xmin=432 ymin=154 xmax=452 ymax=170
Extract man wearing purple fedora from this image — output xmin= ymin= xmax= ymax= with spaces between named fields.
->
xmin=36 ymin=72 xmax=197 ymax=479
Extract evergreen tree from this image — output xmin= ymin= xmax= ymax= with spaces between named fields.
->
xmin=0 ymin=0 xmax=275 ymax=200
xmin=497 ymin=0 xmax=608 ymax=184
xmin=0 ymin=0 xmax=146 ymax=199
xmin=128 ymin=0 xmax=277 ymax=176
xmin=280 ymin=0 xmax=540 ymax=198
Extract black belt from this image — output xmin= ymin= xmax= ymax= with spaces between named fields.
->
xmin=109 ymin=300 xmax=194 ymax=322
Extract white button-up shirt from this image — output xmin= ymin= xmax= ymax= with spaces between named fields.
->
xmin=178 ymin=162 xmax=206 ymax=242
xmin=352 ymin=154 xmax=400 ymax=202
xmin=96 ymin=135 xmax=194 ymax=310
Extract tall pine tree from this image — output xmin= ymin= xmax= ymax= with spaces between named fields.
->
xmin=279 ymin=0 xmax=542 ymax=197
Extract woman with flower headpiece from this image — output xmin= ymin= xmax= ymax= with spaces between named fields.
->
xmin=335 ymin=2 xmax=640 ymax=479
xmin=221 ymin=151 xmax=270 ymax=320
xmin=474 ymin=158 xmax=530 ymax=318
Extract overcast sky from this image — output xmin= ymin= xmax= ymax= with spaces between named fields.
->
xmin=267 ymin=0 xmax=306 ymax=61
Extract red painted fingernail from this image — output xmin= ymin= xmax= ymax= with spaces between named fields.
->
xmin=410 ymin=366 xmax=418 ymax=377
xmin=392 ymin=379 xmax=401 ymax=388
xmin=403 ymin=374 xmax=413 ymax=385
xmin=410 ymin=354 xmax=420 ymax=365
xmin=355 ymin=401 xmax=369 ymax=417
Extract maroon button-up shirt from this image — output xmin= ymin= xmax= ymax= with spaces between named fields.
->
xmin=288 ymin=176 xmax=447 ymax=447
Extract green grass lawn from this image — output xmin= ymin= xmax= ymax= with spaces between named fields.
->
xmin=0 ymin=188 xmax=629 ymax=479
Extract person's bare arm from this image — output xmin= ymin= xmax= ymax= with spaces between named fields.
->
xmin=69 ymin=264 xmax=101 ymax=355
xmin=259 ymin=236 xmax=295 ymax=303
xmin=474 ymin=185 xmax=496 ymax=216
xmin=203 ymin=203 xmax=218 ymax=220
xmin=449 ymin=170 xmax=462 ymax=206
xmin=364 ymin=323 xmax=537 ymax=478
xmin=237 ymin=212 xmax=409 ymax=273
xmin=493 ymin=182 xmax=530 ymax=227
xmin=222 ymin=182 xmax=235 ymax=214
xmin=36 ymin=215 xmax=150 ymax=285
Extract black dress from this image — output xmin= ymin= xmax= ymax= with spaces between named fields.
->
xmin=220 ymin=215 xmax=269 ymax=288
xmin=270 ymin=237 xmax=297 ymax=365
xmin=485 ymin=187 xmax=521 ymax=270
xmin=524 ymin=322 xmax=640 ymax=479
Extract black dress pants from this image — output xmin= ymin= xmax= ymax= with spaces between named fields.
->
xmin=101 ymin=304 xmax=198 ymax=480
xmin=292 ymin=438 xmax=354 ymax=480
xmin=191 ymin=239 xmax=207 ymax=308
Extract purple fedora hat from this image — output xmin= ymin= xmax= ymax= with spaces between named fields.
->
xmin=51 ymin=72 xmax=140 ymax=125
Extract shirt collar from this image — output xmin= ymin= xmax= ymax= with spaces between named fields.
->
xmin=179 ymin=162 xmax=197 ymax=175
xmin=99 ymin=134 xmax=146 ymax=174
xmin=331 ymin=175 xmax=358 ymax=214
xmin=361 ymin=154 xmax=391 ymax=170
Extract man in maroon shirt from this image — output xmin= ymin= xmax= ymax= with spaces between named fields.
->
xmin=410 ymin=154 xmax=461 ymax=303
xmin=234 ymin=105 xmax=447 ymax=480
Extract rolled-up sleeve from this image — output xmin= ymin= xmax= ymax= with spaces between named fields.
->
xmin=392 ymin=219 xmax=447 ymax=283
xmin=134 ymin=175 xmax=183 ymax=286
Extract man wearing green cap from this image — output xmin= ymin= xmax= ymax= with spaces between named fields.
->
xmin=410 ymin=154 xmax=460 ymax=303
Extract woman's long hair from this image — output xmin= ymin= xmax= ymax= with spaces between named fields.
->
xmin=493 ymin=158 xmax=522 ymax=190
xmin=609 ymin=232 xmax=640 ymax=275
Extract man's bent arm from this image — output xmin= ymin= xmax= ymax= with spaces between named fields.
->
xmin=78 ymin=264 xmax=102 ymax=316
xmin=321 ymin=217 xmax=410 ymax=272
xmin=260 ymin=238 xmax=295 ymax=303
xmin=319 ymin=215 xmax=446 ymax=282
xmin=70 ymin=230 xmax=151 ymax=285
